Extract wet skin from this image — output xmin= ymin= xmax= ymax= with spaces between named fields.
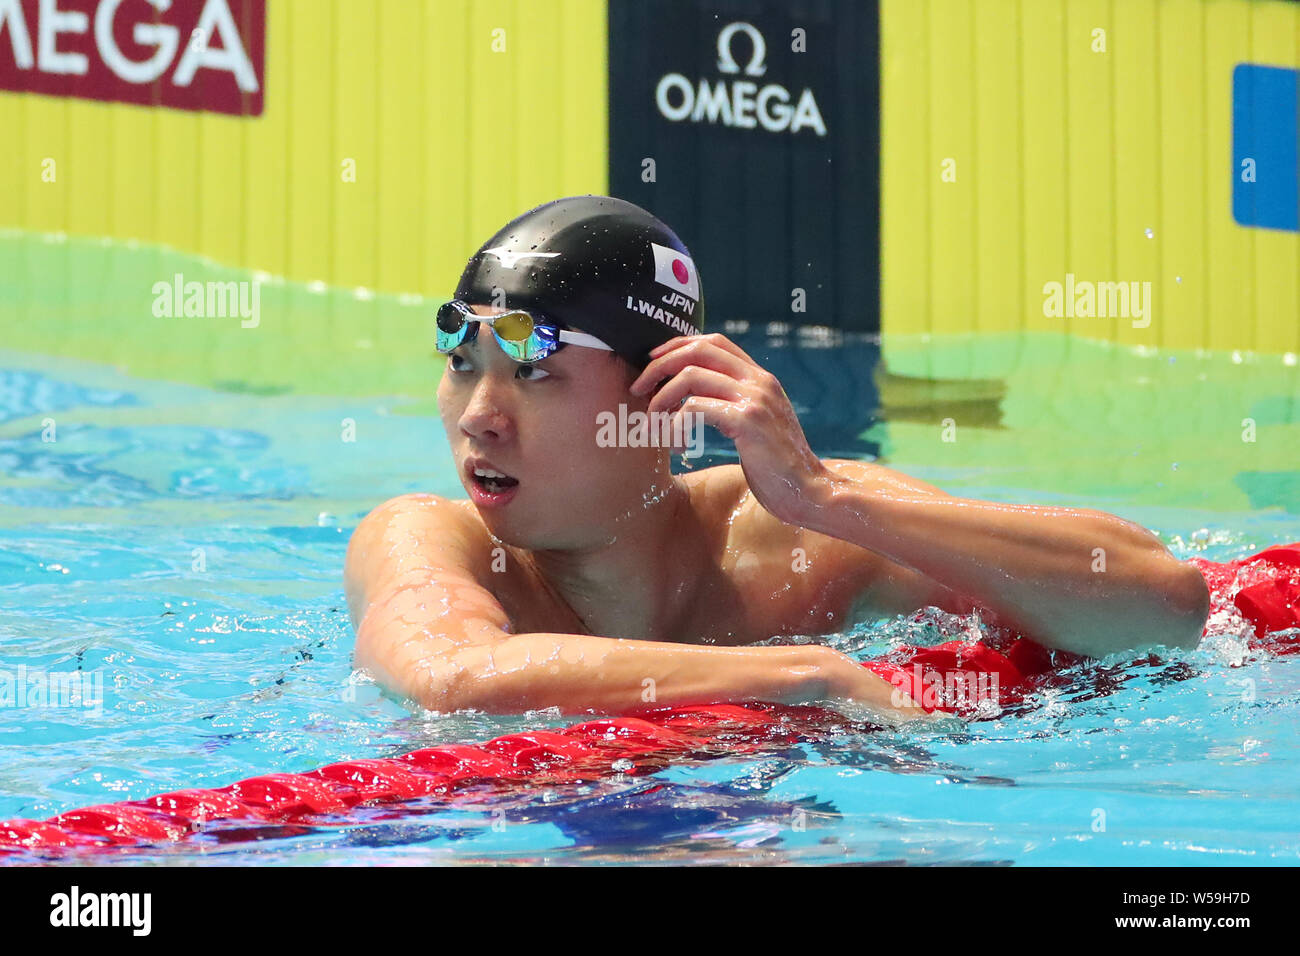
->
xmin=344 ymin=309 xmax=1209 ymax=722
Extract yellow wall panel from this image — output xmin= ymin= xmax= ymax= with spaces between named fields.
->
xmin=283 ymin=0 xmax=335 ymax=284
xmin=376 ymin=0 xmax=426 ymax=296
xmin=333 ymin=0 xmax=381 ymax=291
xmin=468 ymin=1 xmax=524 ymax=245
xmin=0 ymin=0 xmax=609 ymax=308
xmin=1204 ymin=1 xmax=1256 ymax=352
xmin=560 ymin=0 xmax=609 ymax=196
xmin=156 ymin=109 xmax=203 ymax=256
xmin=0 ymin=90 xmax=21 ymax=225
xmin=881 ymin=0 xmax=932 ymax=350
xmin=973 ymin=0 xmax=1025 ymax=339
xmin=516 ymin=0 xmax=564 ymax=211
xmin=882 ymin=0 xmax=1300 ymax=355
xmin=1064 ymin=0 xmax=1116 ymax=343
xmin=1020 ymin=1 xmax=1069 ymax=337
xmin=1112 ymin=0 xmax=1162 ymax=350
xmin=198 ymin=113 xmax=248 ymax=270
xmin=22 ymin=96 xmax=68 ymax=230
xmin=242 ymin=0 xmax=290 ymax=280
xmin=107 ymin=106 xmax=159 ymax=244
xmin=1157 ymin=0 xmax=1209 ymax=351
xmin=66 ymin=101 xmax=111 ymax=239
xmin=1249 ymin=1 xmax=1300 ymax=354
xmin=928 ymin=0 xmax=976 ymax=341
xmin=424 ymin=0 xmax=474 ymax=293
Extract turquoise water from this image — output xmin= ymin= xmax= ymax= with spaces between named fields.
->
xmin=1 ymin=346 xmax=1298 ymax=865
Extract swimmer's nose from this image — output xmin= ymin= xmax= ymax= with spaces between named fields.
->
xmin=458 ymin=379 xmax=515 ymax=443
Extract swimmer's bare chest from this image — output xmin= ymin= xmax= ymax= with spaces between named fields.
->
xmin=456 ymin=466 xmax=884 ymax=647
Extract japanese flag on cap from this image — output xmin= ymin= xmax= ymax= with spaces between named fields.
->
xmin=650 ymin=242 xmax=701 ymax=301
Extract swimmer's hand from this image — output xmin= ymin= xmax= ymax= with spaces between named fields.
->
xmin=819 ymin=649 xmax=949 ymax=727
xmin=630 ymin=333 xmax=830 ymax=527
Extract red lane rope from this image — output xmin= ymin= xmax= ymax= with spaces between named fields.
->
xmin=1188 ymin=543 xmax=1300 ymax=650
xmin=5 ymin=546 xmax=1295 ymax=856
xmin=0 ymin=704 xmax=842 ymax=854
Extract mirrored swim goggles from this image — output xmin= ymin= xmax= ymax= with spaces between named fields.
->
xmin=435 ymin=299 xmax=613 ymax=363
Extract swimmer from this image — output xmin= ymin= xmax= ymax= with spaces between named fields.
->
xmin=343 ymin=195 xmax=1211 ymax=727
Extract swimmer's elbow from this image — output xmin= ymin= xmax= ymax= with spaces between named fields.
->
xmin=413 ymin=658 xmax=474 ymax=713
xmin=1161 ymin=561 xmax=1210 ymax=651
xmin=410 ymin=647 xmax=510 ymax=714
xmin=361 ymin=646 xmax=476 ymax=714
xmin=352 ymin=619 xmax=461 ymax=711
xmin=1112 ymin=560 xmax=1209 ymax=655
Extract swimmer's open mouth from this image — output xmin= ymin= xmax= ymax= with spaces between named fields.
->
xmin=466 ymin=458 xmax=519 ymax=494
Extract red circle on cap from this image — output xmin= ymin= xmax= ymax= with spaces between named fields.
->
xmin=672 ymin=259 xmax=689 ymax=285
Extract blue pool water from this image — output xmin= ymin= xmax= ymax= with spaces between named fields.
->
xmin=1 ymin=347 xmax=1298 ymax=865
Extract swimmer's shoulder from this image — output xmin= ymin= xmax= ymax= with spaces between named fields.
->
xmin=679 ymin=462 xmax=750 ymax=526
xmin=683 ymin=459 xmax=891 ymax=594
xmin=680 ymin=461 xmax=742 ymax=499
xmin=345 ymin=494 xmax=495 ymax=622
xmin=350 ymin=492 xmax=464 ymax=537
xmin=680 ymin=462 xmax=786 ymax=536
xmin=679 ymin=463 xmax=799 ymax=565
xmin=349 ymin=493 xmax=496 ymax=560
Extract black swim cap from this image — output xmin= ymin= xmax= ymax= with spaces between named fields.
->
xmin=453 ymin=195 xmax=705 ymax=370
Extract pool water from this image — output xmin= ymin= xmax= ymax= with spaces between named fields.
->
xmin=2 ymin=315 xmax=1299 ymax=864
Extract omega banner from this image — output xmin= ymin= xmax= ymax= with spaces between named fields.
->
xmin=0 ymin=0 xmax=265 ymax=116
xmin=609 ymin=0 xmax=880 ymax=333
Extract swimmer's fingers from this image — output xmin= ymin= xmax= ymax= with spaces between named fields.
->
xmin=668 ymin=331 xmax=763 ymax=368
xmin=646 ymin=366 xmax=745 ymax=417
xmin=675 ymin=396 xmax=743 ymax=441
xmin=632 ymin=334 xmax=762 ymax=396
xmin=649 ymin=331 xmax=760 ymax=367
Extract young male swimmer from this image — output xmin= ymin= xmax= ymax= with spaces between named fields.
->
xmin=344 ymin=195 xmax=1210 ymax=726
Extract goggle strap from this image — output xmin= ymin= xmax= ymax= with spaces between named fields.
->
xmin=557 ymin=330 xmax=613 ymax=351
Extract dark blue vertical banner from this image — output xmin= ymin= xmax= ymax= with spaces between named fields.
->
xmin=608 ymin=0 xmax=883 ymax=458
xmin=1232 ymin=64 xmax=1300 ymax=232
xmin=608 ymin=0 xmax=880 ymax=333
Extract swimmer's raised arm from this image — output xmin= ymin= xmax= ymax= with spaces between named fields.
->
xmin=790 ymin=459 xmax=1209 ymax=658
xmin=632 ymin=334 xmax=1209 ymax=660
xmin=344 ymin=494 xmax=932 ymax=724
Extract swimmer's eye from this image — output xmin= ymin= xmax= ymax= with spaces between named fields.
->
xmin=514 ymin=363 xmax=550 ymax=382
xmin=445 ymin=353 xmax=551 ymax=382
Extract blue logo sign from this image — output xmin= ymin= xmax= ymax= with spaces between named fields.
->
xmin=1233 ymin=64 xmax=1299 ymax=232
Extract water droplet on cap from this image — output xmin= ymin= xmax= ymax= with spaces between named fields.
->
xmin=1144 ymin=228 xmax=1155 ymax=238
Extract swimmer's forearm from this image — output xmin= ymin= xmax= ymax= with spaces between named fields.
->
xmin=409 ymin=635 xmax=914 ymax=721
xmin=423 ymin=636 xmax=830 ymax=715
xmin=799 ymin=479 xmax=1209 ymax=657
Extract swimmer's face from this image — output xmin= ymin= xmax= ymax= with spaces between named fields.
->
xmin=438 ymin=304 xmax=664 ymax=548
